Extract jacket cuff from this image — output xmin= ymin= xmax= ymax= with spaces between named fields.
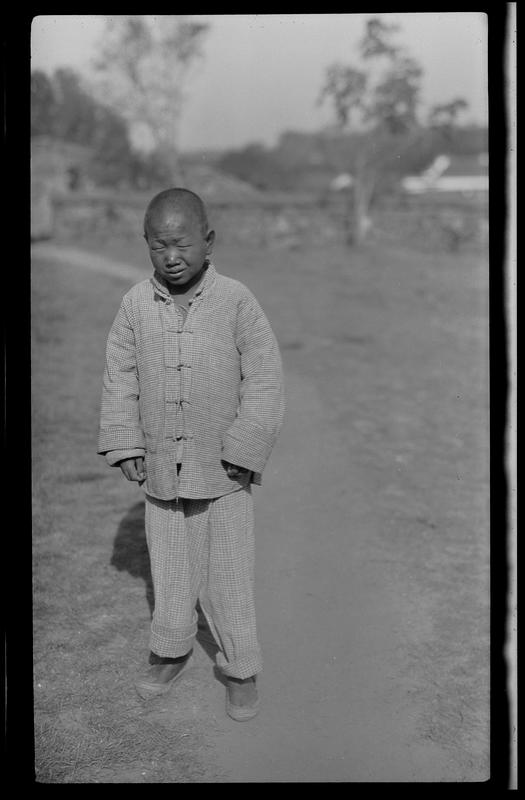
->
xmin=222 ymin=420 xmax=276 ymax=474
xmin=105 ymin=448 xmax=146 ymax=467
xmin=98 ymin=427 xmax=146 ymax=453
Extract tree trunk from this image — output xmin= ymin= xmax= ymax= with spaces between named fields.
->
xmin=342 ymin=148 xmax=375 ymax=246
xmin=346 ymin=174 xmax=374 ymax=246
xmin=352 ymin=182 xmax=370 ymax=245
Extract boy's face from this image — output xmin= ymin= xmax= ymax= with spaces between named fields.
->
xmin=145 ymin=209 xmax=215 ymax=289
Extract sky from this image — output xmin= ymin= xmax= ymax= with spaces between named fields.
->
xmin=31 ymin=13 xmax=488 ymax=152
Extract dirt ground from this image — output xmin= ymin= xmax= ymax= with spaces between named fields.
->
xmin=31 ymin=233 xmax=490 ymax=782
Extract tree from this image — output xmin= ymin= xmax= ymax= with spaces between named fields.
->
xmin=51 ymin=68 xmax=99 ymax=143
xmin=428 ymin=98 xmax=469 ymax=129
xmin=218 ymin=143 xmax=295 ymax=191
xmin=90 ymin=15 xmax=209 ymax=183
xmin=31 ymin=70 xmax=58 ymax=136
xmin=31 ymin=67 xmax=154 ymax=189
xmin=319 ymin=17 xmax=468 ymax=245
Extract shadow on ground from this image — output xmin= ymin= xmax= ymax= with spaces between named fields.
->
xmin=111 ymin=500 xmax=224 ymax=680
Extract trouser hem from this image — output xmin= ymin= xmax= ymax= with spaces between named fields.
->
xmin=216 ymin=650 xmax=263 ymax=680
xmin=149 ymin=628 xmax=196 ymax=659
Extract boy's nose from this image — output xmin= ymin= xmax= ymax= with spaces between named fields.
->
xmin=166 ymin=250 xmax=180 ymax=265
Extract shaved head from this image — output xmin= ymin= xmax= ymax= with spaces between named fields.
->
xmin=144 ymin=188 xmax=209 ymax=237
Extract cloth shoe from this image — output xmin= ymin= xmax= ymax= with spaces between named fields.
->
xmin=226 ymin=675 xmax=259 ymax=721
xmin=135 ymin=654 xmax=192 ymax=699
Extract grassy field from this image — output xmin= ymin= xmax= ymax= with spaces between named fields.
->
xmin=31 ymin=229 xmax=489 ymax=782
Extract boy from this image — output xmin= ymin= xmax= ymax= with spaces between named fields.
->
xmin=98 ymin=188 xmax=284 ymax=721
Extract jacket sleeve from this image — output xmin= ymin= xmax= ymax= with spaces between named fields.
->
xmin=104 ymin=448 xmax=146 ymax=467
xmin=221 ymin=293 xmax=285 ymax=473
xmin=97 ymin=298 xmax=146 ymax=455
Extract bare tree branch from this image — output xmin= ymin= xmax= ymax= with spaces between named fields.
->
xmin=89 ymin=15 xmax=209 ymax=176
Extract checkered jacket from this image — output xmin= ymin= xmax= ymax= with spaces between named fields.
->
xmin=98 ymin=263 xmax=285 ymax=500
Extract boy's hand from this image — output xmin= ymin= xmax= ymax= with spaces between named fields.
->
xmin=223 ymin=461 xmax=252 ymax=479
xmin=119 ymin=457 xmax=146 ymax=482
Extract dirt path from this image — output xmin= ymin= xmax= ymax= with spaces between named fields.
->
xmin=201 ymin=370 xmax=464 ymax=782
xmin=32 ymin=242 xmax=489 ymax=783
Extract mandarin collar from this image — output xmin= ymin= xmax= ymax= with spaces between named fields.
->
xmin=151 ymin=260 xmax=216 ymax=301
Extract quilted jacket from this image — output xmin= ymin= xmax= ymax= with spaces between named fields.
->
xmin=98 ymin=263 xmax=285 ymax=500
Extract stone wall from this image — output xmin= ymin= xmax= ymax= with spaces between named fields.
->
xmin=50 ymin=190 xmax=488 ymax=254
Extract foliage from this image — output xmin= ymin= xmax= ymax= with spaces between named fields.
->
xmin=319 ymin=18 xmax=424 ymax=136
xmin=318 ymin=17 xmax=469 ymax=244
xmin=428 ymin=98 xmax=469 ymax=129
xmin=215 ymin=123 xmax=487 ymax=197
xmin=50 ymin=68 xmax=100 ymax=143
xmin=31 ymin=67 xmax=173 ymax=189
xmin=31 ymin=70 xmax=58 ymax=136
xmin=90 ymin=15 xmax=209 ymax=181
xmin=217 ymin=143 xmax=301 ymax=192
xmin=32 ymin=15 xmax=211 ymax=188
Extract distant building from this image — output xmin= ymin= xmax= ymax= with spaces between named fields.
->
xmin=401 ymin=153 xmax=488 ymax=196
xmin=31 ymin=136 xmax=93 ymax=239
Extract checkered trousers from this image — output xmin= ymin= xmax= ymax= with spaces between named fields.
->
xmin=145 ymin=486 xmax=262 ymax=679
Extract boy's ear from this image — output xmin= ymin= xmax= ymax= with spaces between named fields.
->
xmin=206 ymin=229 xmax=216 ymax=252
